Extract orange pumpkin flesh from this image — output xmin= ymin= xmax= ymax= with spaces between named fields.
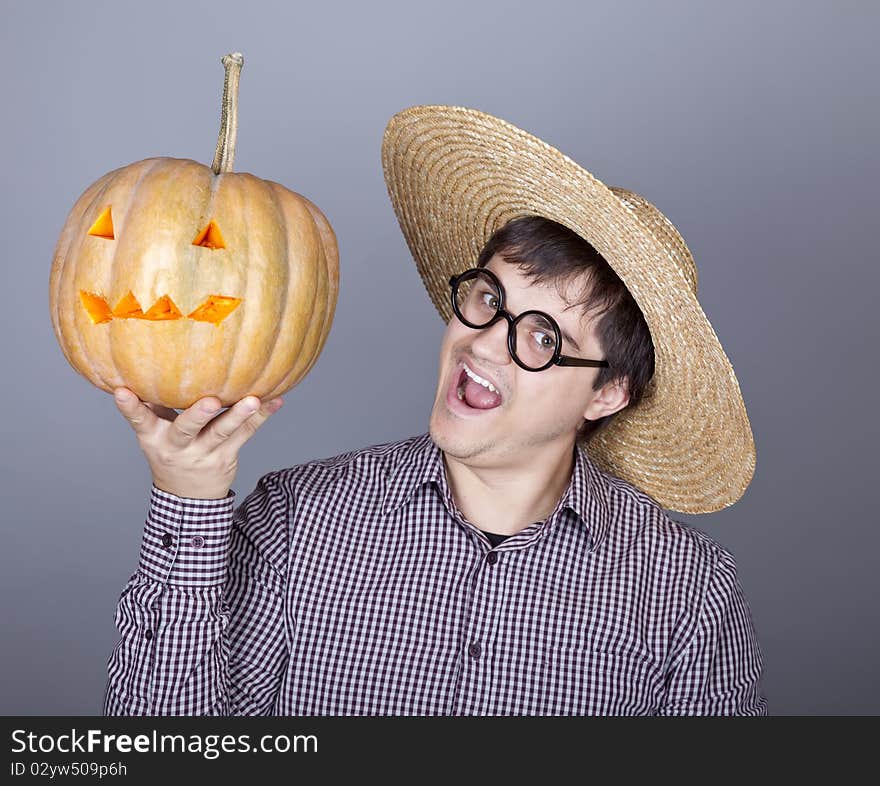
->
xmin=49 ymin=53 xmax=339 ymax=409
xmin=187 ymin=295 xmax=241 ymax=323
xmin=87 ymin=207 xmax=115 ymax=239
xmin=112 ymin=291 xmax=144 ymax=319
xmin=78 ymin=290 xmax=113 ymax=324
xmin=79 ymin=288 xmax=242 ymax=325
xmin=192 ymin=219 xmax=226 ymax=250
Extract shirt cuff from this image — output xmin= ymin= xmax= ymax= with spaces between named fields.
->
xmin=138 ymin=485 xmax=236 ymax=587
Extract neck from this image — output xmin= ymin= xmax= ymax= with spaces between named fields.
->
xmin=442 ymin=440 xmax=576 ymax=535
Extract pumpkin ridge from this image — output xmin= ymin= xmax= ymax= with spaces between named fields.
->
xmin=154 ymin=159 xmax=220 ymax=408
xmin=267 ymin=192 xmax=337 ymax=396
xmin=264 ymin=182 xmax=322 ymax=397
xmin=291 ymin=217 xmax=326 ymax=387
xmin=288 ymin=193 xmax=326 ymax=382
xmin=295 ymin=192 xmax=339 ymax=382
xmin=253 ymin=182 xmax=298 ymax=396
xmin=107 ymin=157 xmax=177 ymax=404
xmin=208 ymin=173 xmax=246 ymax=400
xmin=233 ymin=175 xmax=290 ymax=398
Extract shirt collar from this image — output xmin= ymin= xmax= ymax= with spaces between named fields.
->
xmin=381 ymin=433 xmax=446 ymax=517
xmin=382 ymin=433 xmax=612 ymax=552
xmin=558 ymin=442 xmax=613 ymax=551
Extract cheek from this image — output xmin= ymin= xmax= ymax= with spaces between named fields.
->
xmin=520 ymin=374 xmax=594 ymax=418
xmin=440 ymin=318 xmax=468 ymax=353
xmin=436 ymin=321 xmax=458 ymax=372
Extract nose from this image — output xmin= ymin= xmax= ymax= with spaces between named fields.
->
xmin=469 ymin=315 xmax=511 ymax=367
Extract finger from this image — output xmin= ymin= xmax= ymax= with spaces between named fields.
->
xmin=220 ymin=397 xmax=284 ymax=455
xmin=113 ymin=387 xmax=160 ymax=437
xmin=197 ymin=395 xmax=267 ymax=452
xmin=165 ymin=395 xmax=228 ymax=449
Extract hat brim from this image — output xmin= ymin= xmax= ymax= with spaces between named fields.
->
xmin=381 ymin=105 xmax=755 ymax=514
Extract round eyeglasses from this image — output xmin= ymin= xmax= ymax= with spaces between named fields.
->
xmin=448 ymin=267 xmax=610 ymax=372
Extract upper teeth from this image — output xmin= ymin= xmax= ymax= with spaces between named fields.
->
xmin=463 ymin=363 xmax=498 ymax=393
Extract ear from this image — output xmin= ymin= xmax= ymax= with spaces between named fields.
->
xmin=582 ymin=376 xmax=630 ymax=421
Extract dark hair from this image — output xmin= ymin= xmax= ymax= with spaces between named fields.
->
xmin=476 ymin=215 xmax=655 ymax=443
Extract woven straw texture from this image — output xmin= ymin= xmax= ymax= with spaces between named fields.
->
xmin=381 ymin=105 xmax=755 ymax=514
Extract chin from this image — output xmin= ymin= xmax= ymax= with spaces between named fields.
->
xmin=429 ymin=405 xmax=499 ymax=464
xmin=430 ymin=405 xmax=476 ymax=458
xmin=428 ymin=405 xmax=459 ymax=454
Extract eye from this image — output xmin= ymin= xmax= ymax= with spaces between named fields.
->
xmin=87 ymin=207 xmax=115 ymax=239
xmin=479 ymin=289 xmax=499 ymax=309
xmin=192 ymin=219 xmax=226 ymax=249
xmin=531 ymin=330 xmax=556 ymax=351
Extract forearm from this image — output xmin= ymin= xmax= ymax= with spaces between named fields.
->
xmin=104 ymin=487 xmax=235 ymax=715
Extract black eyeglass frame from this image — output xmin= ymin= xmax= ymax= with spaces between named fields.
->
xmin=448 ymin=267 xmax=610 ymax=373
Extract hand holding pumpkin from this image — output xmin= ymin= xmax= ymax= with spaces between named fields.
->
xmin=113 ymin=386 xmax=283 ymax=500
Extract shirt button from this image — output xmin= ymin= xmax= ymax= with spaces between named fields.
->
xmin=486 ymin=551 xmax=498 ymax=565
xmin=161 ymin=533 xmax=173 ymax=548
xmin=468 ymin=642 xmax=481 ymax=659
xmin=144 ymin=630 xmax=153 ymax=641
xmin=190 ymin=536 xmax=205 ymax=548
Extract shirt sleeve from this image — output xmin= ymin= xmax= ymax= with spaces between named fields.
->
xmin=103 ymin=471 xmax=291 ymax=716
xmin=656 ymin=547 xmax=769 ymax=716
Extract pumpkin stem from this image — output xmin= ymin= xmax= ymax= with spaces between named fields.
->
xmin=212 ymin=52 xmax=244 ymax=174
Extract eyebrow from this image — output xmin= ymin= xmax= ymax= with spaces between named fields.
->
xmin=559 ymin=326 xmax=581 ymax=353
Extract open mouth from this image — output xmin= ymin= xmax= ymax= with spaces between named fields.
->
xmin=452 ymin=362 xmax=503 ymax=411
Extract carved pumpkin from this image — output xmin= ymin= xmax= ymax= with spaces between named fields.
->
xmin=48 ymin=53 xmax=339 ymax=409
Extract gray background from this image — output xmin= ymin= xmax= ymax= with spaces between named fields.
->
xmin=1 ymin=0 xmax=876 ymax=715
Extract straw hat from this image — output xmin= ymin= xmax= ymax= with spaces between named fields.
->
xmin=380 ymin=105 xmax=755 ymax=514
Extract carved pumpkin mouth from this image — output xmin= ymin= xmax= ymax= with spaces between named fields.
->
xmin=79 ymin=290 xmax=242 ymax=325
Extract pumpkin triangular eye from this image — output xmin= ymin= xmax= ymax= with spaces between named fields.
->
xmin=192 ymin=219 xmax=226 ymax=249
xmin=87 ymin=207 xmax=115 ymax=239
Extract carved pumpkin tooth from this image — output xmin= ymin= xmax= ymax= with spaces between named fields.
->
xmin=141 ymin=295 xmax=183 ymax=320
xmin=79 ymin=290 xmax=113 ymax=323
xmin=187 ymin=295 xmax=242 ymax=325
xmin=111 ymin=291 xmax=144 ymax=318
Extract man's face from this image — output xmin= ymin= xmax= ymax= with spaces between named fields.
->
xmin=429 ymin=253 xmax=629 ymax=467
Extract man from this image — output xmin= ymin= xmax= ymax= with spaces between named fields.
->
xmin=104 ymin=106 xmax=767 ymax=715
